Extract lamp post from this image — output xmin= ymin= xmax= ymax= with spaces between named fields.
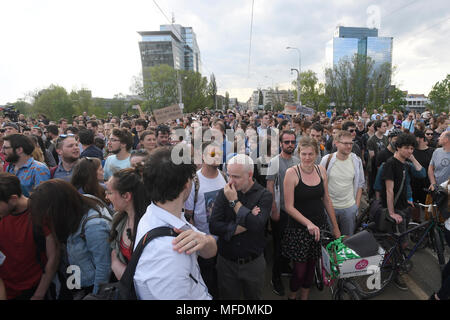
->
xmin=286 ymin=46 xmax=301 ymax=105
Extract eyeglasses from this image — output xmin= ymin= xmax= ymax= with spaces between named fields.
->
xmin=282 ymin=140 xmax=296 ymax=145
xmin=109 ymin=138 xmax=121 ymax=143
xmin=59 ymin=133 xmax=75 ymax=139
xmin=348 ymin=129 xmax=356 ymax=133
xmin=338 ymin=141 xmax=354 ymax=146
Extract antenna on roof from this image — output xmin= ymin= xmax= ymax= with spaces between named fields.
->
xmin=172 ymin=12 xmax=175 ymax=24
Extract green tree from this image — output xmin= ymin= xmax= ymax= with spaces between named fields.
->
xmin=224 ymin=91 xmax=230 ymax=110
xmin=180 ymin=70 xmax=211 ymax=112
xmin=258 ymin=90 xmax=263 ymax=106
xmin=428 ymin=74 xmax=450 ymax=113
xmin=208 ymin=73 xmax=218 ymax=110
xmin=33 ymin=84 xmax=74 ymax=121
xmin=293 ymin=70 xmax=329 ymax=112
xmin=132 ymin=65 xmax=178 ymax=112
xmin=70 ymin=88 xmax=93 ymax=115
xmin=325 ymin=54 xmax=394 ymax=113
xmin=382 ymin=87 xmax=407 ymax=114
xmin=9 ymin=100 xmax=33 ymax=116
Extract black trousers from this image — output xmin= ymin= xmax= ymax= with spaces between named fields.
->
xmin=198 ymin=255 xmax=218 ymax=300
xmin=271 ymin=210 xmax=290 ymax=279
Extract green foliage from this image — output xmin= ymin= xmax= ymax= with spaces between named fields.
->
xmin=293 ymin=70 xmax=329 ymax=112
xmin=131 ymin=65 xmax=214 ymax=113
xmin=382 ymin=87 xmax=406 ymax=114
xmin=428 ymin=74 xmax=450 ymax=113
xmin=325 ymin=54 xmax=393 ymax=113
xmin=33 ymin=85 xmax=75 ymax=121
xmin=180 ymin=70 xmax=212 ymax=112
xmin=224 ymin=92 xmax=230 ymax=110
xmin=70 ymin=88 xmax=93 ymax=115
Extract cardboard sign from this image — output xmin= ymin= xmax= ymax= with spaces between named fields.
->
xmin=283 ymin=104 xmax=314 ymax=116
xmin=153 ymin=104 xmax=183 ymax=124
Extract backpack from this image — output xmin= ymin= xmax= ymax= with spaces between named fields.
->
xmin=192 ymin=170 xmax=228 ymax=215
xmin=83 ymin=226 xmax=178 ymax=300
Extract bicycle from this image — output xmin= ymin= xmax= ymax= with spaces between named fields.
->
xmin=314 ymin=230 xmax=360 ymax=300
xmin=352 ymin=192 xmax=447 ymax=299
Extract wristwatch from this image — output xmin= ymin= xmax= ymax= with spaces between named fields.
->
xmin=229 ymin=200 xmax=238 ymax=208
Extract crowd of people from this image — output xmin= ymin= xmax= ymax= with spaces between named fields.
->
xmin=0 ymin=105 xmax=448 ymax=300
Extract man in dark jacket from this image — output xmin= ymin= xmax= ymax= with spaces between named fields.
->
xmin=210 ymin=154 xmax=272 ymax=300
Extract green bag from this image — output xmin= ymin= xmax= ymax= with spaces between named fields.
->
xmin=325 ymin=236 xmax=360 ymax=279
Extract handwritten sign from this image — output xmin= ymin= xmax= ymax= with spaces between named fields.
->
xmin=153 ymin=104 xmax=183 ymax=124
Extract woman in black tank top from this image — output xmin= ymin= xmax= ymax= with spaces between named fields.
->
xmin=281 ymin=137 xmax=340 ymax=300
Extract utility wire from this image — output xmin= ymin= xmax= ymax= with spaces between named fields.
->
xmin=248 ymin=0 xmax=255 ymax=78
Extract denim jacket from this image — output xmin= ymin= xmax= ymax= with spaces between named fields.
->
xmin=66 ymin=207 xmax=112 ymax=294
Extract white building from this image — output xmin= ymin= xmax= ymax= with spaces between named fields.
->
xmin=401 ymin=92 xmax=430 ymax=113
xmin=248 ymin=88 xmax=294 ymax=111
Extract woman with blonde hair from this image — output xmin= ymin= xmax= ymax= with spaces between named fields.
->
xmin=282 ymin=136 xmax=340 ymax=300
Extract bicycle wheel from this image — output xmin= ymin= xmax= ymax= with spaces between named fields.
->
xmin=407 ymin=222 xmax=428 ymax=249
xmin=332 ymin=280 xmax=360 ymax=300
xmin=351 ymin=237 xmax=397 ymax=299
xmin=314 ymin=258 xmax=324 ymax=291
xmin=431 ymin=227 xmax=446 ymax=270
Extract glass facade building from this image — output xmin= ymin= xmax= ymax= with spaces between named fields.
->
xmin=332 ymin=27 xmax=392 ymax=74
xmin=138 ymin=24 xmax=201 ymax=78
xmin=366 ymin=37 xmax=393 ymax=71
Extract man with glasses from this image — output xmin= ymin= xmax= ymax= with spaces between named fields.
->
xmin=425 ymin=129 xmax=437 ymax=148
xmin=266 ymin=130 xmax=300 ymax=296
xmin=320 ymin=130 xmax=365 ymax=236
xmin=52 ymin=134 xmax=80 ymax=182
xmin=331 ymin=121 xmax=362 ymax=159
xmin=3 ymin=134 xmax=50 ymax=196
xmin=104 ymin=128 xmax=132 ymax=181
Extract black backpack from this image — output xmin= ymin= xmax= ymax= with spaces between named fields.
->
xmin=83 ymin=226 xmax=178 ymax=300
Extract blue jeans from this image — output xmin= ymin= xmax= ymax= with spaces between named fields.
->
xmin=334 ymin=204 xmax=358 ymax=236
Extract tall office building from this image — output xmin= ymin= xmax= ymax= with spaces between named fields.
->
xmin=138 ymin=24 xmax=201 ymax=78
xmin=332 ymin=26 xmax=393 ymax=72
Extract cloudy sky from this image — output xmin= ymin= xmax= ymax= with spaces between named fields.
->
xmin=0 ymin=0 xmax=449 ymax=105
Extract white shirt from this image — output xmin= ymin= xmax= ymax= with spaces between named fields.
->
xmin=184 ymin=169 xmax=227 ymax=236
xmin=134 ymin=203 xmax=212 ymax=300
xmin=327 ymin=156 xmax=355 ymax=209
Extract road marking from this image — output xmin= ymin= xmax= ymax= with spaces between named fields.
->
xmin=404 ymin=274 xmax=429 ymax=300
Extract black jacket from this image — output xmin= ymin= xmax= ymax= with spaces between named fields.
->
xmin=209 ymin=181 xmax=272 ymax=260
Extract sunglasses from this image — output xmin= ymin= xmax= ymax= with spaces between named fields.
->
xmin=348 ymin=129 xmax=356 ymax=133
xmin=282 ymin=140 xmax=296 ymax=145
xmin=425 ymin=133 xmax=433 ymax=135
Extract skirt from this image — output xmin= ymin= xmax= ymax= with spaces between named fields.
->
xmin=281 ymin=221 xmax=329 ymax=262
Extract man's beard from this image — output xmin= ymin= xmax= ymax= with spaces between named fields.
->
xmin=110 ymin=147 xmax=121 ymax=154
xmin=282 ymin=147 xmax=294 ymax=155
xmin=63 ymin=155 xmax=79 ymax=163
xmin=6 ymin=152 xmax=19 ymax=164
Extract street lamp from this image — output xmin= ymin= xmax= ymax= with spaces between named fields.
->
xmin=286 ymin=46 xmax=301 ymax=105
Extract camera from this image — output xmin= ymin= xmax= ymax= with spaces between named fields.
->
xmin=0 ymin=105 xmax=19 ymax=122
